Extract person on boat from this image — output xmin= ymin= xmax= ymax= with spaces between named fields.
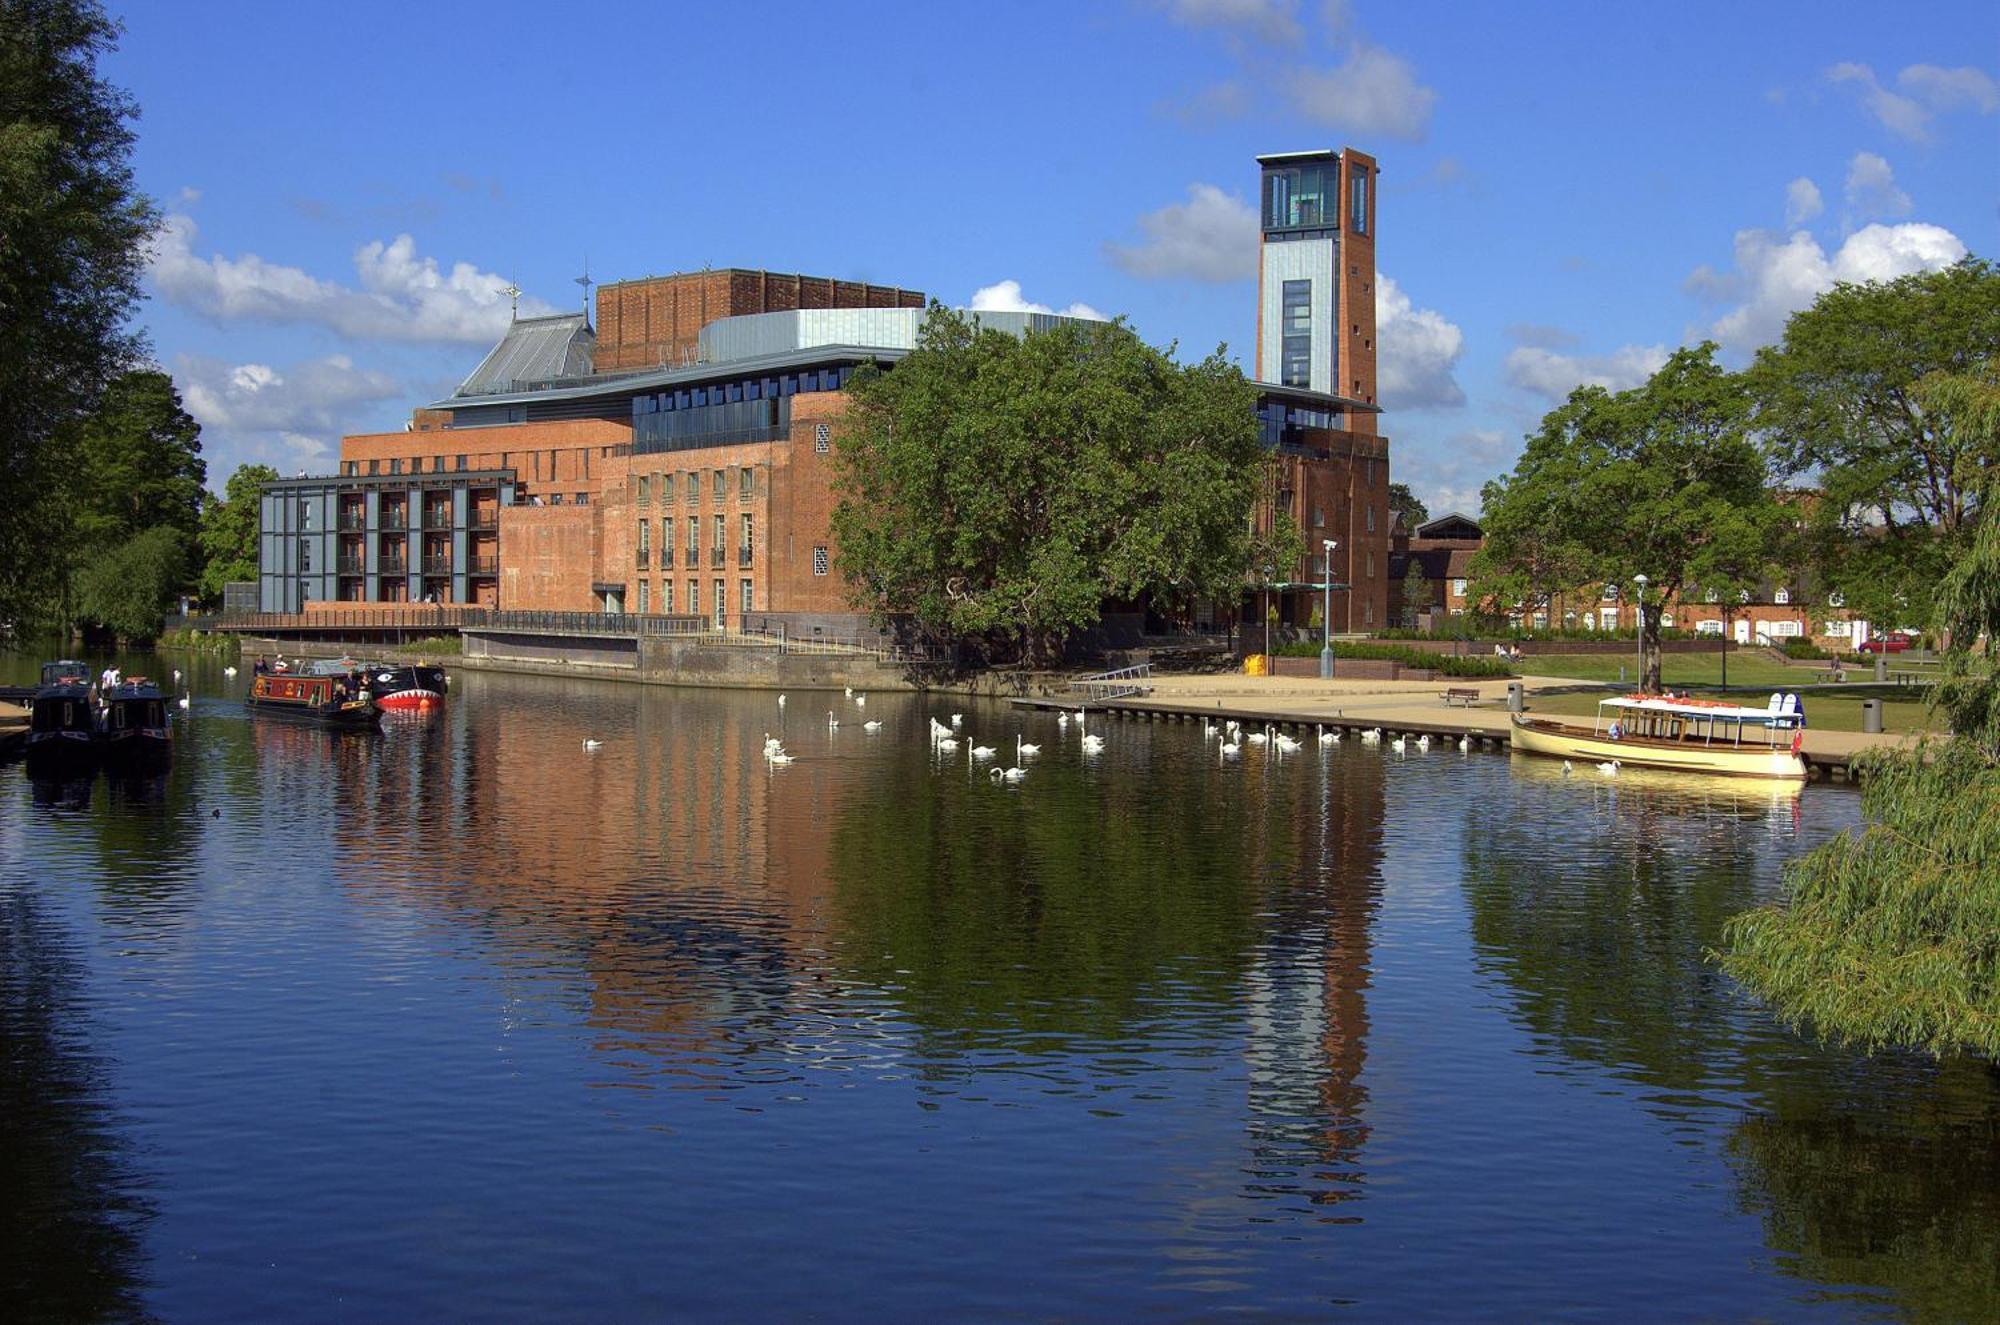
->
xmin=253 ymin=655 xmax=267 ymax=675
xmin=1607 ymin=719 xmax=1624 ymax=740
xmin=273 ymin=655 xmax=290 ymax=673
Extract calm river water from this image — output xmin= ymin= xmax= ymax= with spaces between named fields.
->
xmin=3 ymin=651 xmax=1997 ymax=1321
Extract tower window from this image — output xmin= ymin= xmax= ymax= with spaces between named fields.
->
xmin=1350 ymin=168 xmax=1369 ymax=234
xmin=1281 ymin=279 xmax=1312 ymax=388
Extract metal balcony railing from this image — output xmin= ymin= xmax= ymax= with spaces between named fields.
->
xmin=379 ymin=512 xmax=408 ymax=531
xmin=469 ymin=555 xmax=498 ymax=575
xmin=470 ymin=509 xmax=500 ymax=529
xmin=658 ymin=547 xmax=674 ymax=568
xmin=738 ymin=545 xmax=753 ymax=566
xmin=709 ymin=546 xmax=726 ymax=567
xmin=338 ymin=512 xmax=367 ymax=531
xmin=377 ymin=559 xmax=408 ymax=575
xmin=337 ymin=557 xmax=366 ymax=575
xmin=422 ymin=555 xmax=453 ymax=575
xmin=635 ymin=550 xmax=650 ymax=570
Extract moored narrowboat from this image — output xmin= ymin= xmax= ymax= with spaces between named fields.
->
xmin=1511 ymin=693 xmax=1809 ymax=780
xmin=95 ymin=676 xmax=174 ymax=768
xmin=246 ymin=670 xmax=382 ymax=729
xmin=26 ymin=661 xmax=97 ymax=772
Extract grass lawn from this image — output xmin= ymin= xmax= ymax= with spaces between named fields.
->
xmin=1520 ymin=650 xmax=1937 ymax=691
xmin=1525 ymin=686 xmax=1939 ymax=734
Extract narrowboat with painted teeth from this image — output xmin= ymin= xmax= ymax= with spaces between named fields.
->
xmin=26 ymin=660 xmax=97 ymax=772
xmin=246 ymin=669 xmax=382 ymax=729
xmin=300 ymin=658 xmax=447 ymax=712
xmin=94 ymin=676 xmax=174 ymax=767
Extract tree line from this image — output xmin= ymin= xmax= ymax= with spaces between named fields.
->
xmin=1470 ymin=256 xmax=2000 ymax=1060
xmin=2 ymin=0 xmax=269 ymax=642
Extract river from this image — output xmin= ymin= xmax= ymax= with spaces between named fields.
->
xmin=3 ymin=650 xmax=1996 ymax=1321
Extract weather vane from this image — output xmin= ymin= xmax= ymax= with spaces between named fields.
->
xmin=574 ymin=260 xmax=593 ymax=318
xmin=502 ymin=283 xmax=520 ymax=320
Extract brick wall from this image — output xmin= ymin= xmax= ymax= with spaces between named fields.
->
xmin=1339 ymin=149 xmax=1379 ymax=431
xmin=341 ymin=418 xmax=631 ymax=497
xmin=592 ymin=269 xmax=925 ymax=372
xmin=497 ymin=505 xmax=600 ymax=611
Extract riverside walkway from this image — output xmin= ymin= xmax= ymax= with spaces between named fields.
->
xmin=1011 ymin=673 xmax=1913 ymax=781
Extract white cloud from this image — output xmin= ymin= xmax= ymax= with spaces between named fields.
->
xmin=1699 ymin=222 xmax=1967 ymax=351
xmin=968 ymin=280 xmax=1106 ymax=322
xmin=1784 ymin=176 xmax=1824 ymax=227
xmin=1106 ymin=184 xmax=1258 ymax=282
xmin=1504 ymin=342 xmax=1670 ymax=402
xmin=178 ymin=352 xmax=400 ymax=437
xmin=147 ymin=213 xmax=552 ymax=344
xmin=1826 ymin=62 xmax=1932 ymax=141
xmin=1376 ymin=275 xmax=1465 ymax=410
xmin=1897 ymin=63 xmax=2000 ymax=113
xmin=1843 ymin=151 xmax=1911 ymax=219
xmin=1155 ymin=0 xmax=1301 ymax=44
xmin=1286 ymin=42 xmax=1437 ymax=141
xmin=1827 ymin=61 xmax=2000 ymax=141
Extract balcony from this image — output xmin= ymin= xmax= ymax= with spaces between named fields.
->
xmin=658 ymin=547 xmax=675 ymax=569
xmin=378 ymin=512 xmax=408 ymax=531
xmin=470 ymin=509 xmax=500 ymax=529
xmin=709 ymin=545 xmax=726 ymax=568
xmin=338 ymin=512 xmax=367 ymax=531
xmin=378 ymin=559 xmax=408 ymax=575
xmin=337 ymin=556 xmax=366 ymax=575
xmin=469 ymin=554 xmax=498 ymax=575
xmin=423 ymin=510 xmax=453 ymax=529
xmin=738 ymin=545 xmax=753 ymax=566
xmin=636 ymin=550 xmax=650 ymax=571
xmin=422 ymin=555 xmax=454 ymax=575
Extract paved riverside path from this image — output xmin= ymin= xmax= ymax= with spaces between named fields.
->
xmin=1025 ymin=673 xmax=1915 ymax=770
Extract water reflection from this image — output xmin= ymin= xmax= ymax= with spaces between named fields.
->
xmin=0 ymin=893 xmax=156 ymax=1322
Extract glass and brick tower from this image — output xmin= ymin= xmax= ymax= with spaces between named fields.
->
xmin=1254 ymin=148 xmax=1378 ymax=434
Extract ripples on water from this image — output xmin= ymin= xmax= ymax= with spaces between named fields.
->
xmin=2 ymin=652 xmax=1997 ymax=1321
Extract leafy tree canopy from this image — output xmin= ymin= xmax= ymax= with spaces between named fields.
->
xmin=72 ymin=525 xmax=185 ymax=642
xmin=1387 ymin=481 xmax=1429 ymax=533
xmin=1748 ymin=257 xmax=2000 ymax=628
xmin=1470 ymin=343 xmax=1784 ymax=689
xmin=0 ymin=0 xmax=155 ymax=628
xmin=1721 ymin=357 xmax=2000 ymax=1060
xmin=832 ymin=305 xmax=1266 ymax=663
xmin=198 ymin=462 xmax=277 ymax=604
xmin=67 ymin=368 xmax=205 ymax=550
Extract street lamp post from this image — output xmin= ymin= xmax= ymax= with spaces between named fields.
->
xmin=1320 ymin=539 xmax=1338 ymax=679
xmin=1263 ymin=564 xmax=1275 ymax=667
xmin=1632 ymin=573 xmax=1649 ymax=691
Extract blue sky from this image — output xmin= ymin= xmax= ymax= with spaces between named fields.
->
xmin=107 ymin=0 xmax=1996 ymax=512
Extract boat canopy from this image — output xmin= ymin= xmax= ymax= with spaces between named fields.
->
xmin=1598 ymin=694 xmax=1801 ymax=727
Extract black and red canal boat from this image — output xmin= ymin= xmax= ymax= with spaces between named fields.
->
xmin=247 ymin=670 xmax=382 ymax=730
xmin=289 ymin=658 xmax=447 ymax=713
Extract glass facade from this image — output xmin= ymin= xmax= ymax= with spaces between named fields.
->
xmin=1255 ymin=399 xmax=1341 ymax=453
xmin=1350 ymin=168 xmax=1369 ymax=234
xmin=630 ymin=366 xmax=854 ymax=454
xmin=1262 ymin=162 xmax=1332 ymax=232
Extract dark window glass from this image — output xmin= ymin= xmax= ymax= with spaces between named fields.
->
xmin=1281 ymin=279 xmax=1312 ymax=388
xmin=1350 ymin=168 xmax=1369 ymax=234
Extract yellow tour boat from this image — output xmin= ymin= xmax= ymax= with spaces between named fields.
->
xmin=1511 ymin=693 xmax=1809 ymax=780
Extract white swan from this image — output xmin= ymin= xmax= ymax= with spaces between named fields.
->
xmin=172 ymin=669 xmax=182 ymax=684
xmin=854 ymin=693 xmax=866 ymax=707
xmin=1219 ymin=740 xmax=1240 ymax=758
xmin=777 ymin=693 xmax=786 ymax=708
xmin=844 ymin=686 xmax=853 ymax=698
xmin=863 ymin=720 xmax=882 ymax=732
xmin=1000 ymin=766 xmax=1026 ymax=782
xmin=951 ymin=713 xmax=963 ymax=727
xmin=767 ymin=749 xmax=794 ymax=765
xmin=177 ymin=694 xmax=191 ymax=710
xmin=1017 ymin=736 xmax=1040 ymax=757
xmin=1562 ymin=760 xmax=1574 ymax=776
xmin=1246 ymin=730 xmax=1268 ymax=745
xmin=1318 ymin=724 xmax=1335 ymax=746
xmin=971 ymin=744 xmax=997 ymax=759
xmin=1390 ymin=735 xmax=1407 ymax=755
xmin=1597 ymin=760 xmax=1621 ymax=776
xmin=1416 ymin=734 xmax=1431 ymax=751
xmin=936 ymin=736 xmax=958 ymax=752
xmin=1080 ymin=733 xmax=1106 ymax=753
xmin=1458 ymin=735 xmax=1471 ymax=753
xmin=827 ymin=710 xmax=839 ymax=730
xmin=764 ymin=732 xmax=783 ymax=752
xmin=1058 ymin=712 xmax=1070 ymax=728
xmin=583 ymin=738 xmax=602 ymax=750
xmin=1275 ymin=733 xmax=1302 ymax=752
xmin=222 ymin=665 xmax=237 ymax=678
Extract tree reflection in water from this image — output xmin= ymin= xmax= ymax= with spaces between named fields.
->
xmin=1464 ymin=762 xmax=2000 ymax=1320
xmin=0 ymin=892 xmax=156 ymax=1323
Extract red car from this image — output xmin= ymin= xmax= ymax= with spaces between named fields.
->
xmin=1858 ymin=634 xmax=1914 ymax=653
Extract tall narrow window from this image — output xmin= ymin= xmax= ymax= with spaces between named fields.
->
xmin=713 ymin=579 xmax=724 ymax=626
xmin=298 ymin=538 xmax=312 ymax=573
xmin=740 ymin=467 xmax=755 ymax=497
xmin=638 ymin=475 xmax=650 ymax=505
xmin=712 ymin=513 xmax=725 ymax=552
xmin=637 ymin=580 xmax=649 ymax=613
xmin=1281 ymin=279 xmax=1312 ymax=388
xmin=662 ymin=580 xmax=674 ymax=614
xmin=687 ymin=580 xmax=698 ymax=614
xmin=1349 ymin=167 xmax=1369 ymax=234
xmin=741 ymin=578 xmax=753 ymax=612
xmin=740 ymin=513 xmax=753 ymax=557
xmin=812 ymin=546 xmax=829 ymax=576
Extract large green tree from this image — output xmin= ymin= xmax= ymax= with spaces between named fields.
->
xmin=68 ymin=368 xmax=205 ymax=550
xmin=1471 ymin=344 xmax=1784 ymax=689
xmin=71 ymin=524 xmax=185 ymax=642
xmin=0 ymin=0 xmax=156 ymax=630
xmin=1720 ymin=358 xmax=2000 ymax=1059
xmin=1748 ymin=258 xmax=2000 ymax=630
xmin=198 ymin=461 xmax=278 ymax=604
xmin=832 ymin=305 xmax=1269 ymax=663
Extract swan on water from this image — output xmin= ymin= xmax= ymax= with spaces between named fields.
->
xmin=583 ymin=738 xmax=602 ymax=750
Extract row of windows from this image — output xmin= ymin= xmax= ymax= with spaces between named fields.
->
xmin=631 ymin=366 xmax=852 ymax=415
xmin=636 ymin=514 xmax=755 ymax=558
xmin=1280 ymin=279 xmax=1312 ymax=389
xmin=1260 ymin=161 xmax=1370 ymax=234
xmin=633 ymin=578 xmax=757 ymax=618
xmin=637 ymin=466 xmax=758 ymax=505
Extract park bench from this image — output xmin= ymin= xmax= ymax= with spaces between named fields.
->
xmin=1441 ymin=687 xmax=1483 ymax=707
